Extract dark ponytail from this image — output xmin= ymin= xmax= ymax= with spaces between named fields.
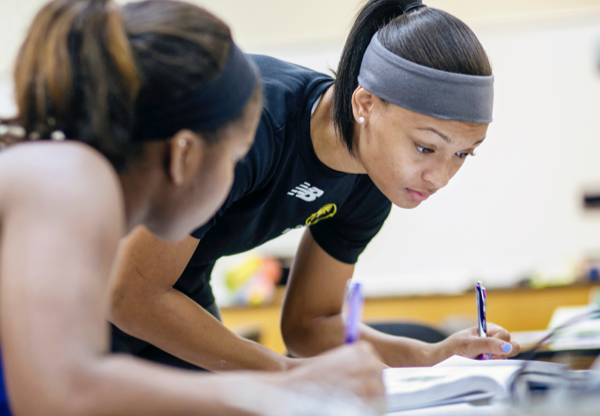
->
xmin=14 ymin=0 xmax=140 ymax=171
xmin=333 ymin=0 xmax=492 ymax=155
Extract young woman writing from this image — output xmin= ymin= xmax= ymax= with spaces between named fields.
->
xmin=109 ymin=0 xmax=521 ymax=371
xmin=0 ymin=0 xmax=385 ymax=414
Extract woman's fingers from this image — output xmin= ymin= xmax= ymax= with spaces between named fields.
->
xmin=487 ymin=323 xmax=510 ymax=341
xmin=441 ymin=324 xmax=521 ymax=361
xmin=289 ymin=341 xmax=386 ymax=409
xmin=487 ymin=323 xmax=521 ymax=358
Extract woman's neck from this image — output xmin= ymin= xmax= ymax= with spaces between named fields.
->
xmin=118 ymin=152 xmax=164 ymax=235
xmin=310 ymin=86 xmax=366 ymax=175
xmin=118 ymin=171 xmax=151 ymax=235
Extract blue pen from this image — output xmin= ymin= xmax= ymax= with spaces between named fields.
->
xmin=345 ymin=282 xmax=364 ymax=344
xmin=476 ymin=280 xmax=490 ymax=360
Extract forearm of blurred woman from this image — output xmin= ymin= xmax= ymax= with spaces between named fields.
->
xmin=11 ymin=356 xmax=280 ymax=416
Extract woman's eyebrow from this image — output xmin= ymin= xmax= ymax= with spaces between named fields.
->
xmin=417 ymin=127 xmax=452 ymax=144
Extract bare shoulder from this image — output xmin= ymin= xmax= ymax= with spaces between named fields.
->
xmin=0 ymin=141 xmax=124 ymax=231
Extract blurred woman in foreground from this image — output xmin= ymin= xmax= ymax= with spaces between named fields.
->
xmin=0 ymin=0 xmax=384 ymax=414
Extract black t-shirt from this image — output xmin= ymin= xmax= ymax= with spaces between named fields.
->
xmin=187 ymin=54 xmax=392 ymax=303
xmin=111 ymin=55 xmax=392 ymax=364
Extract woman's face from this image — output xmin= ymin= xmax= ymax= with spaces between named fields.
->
xmin=355 ymin=93 xmax=488 ymax=209
xmin=152 ymin=95 xmax=262 ymax=241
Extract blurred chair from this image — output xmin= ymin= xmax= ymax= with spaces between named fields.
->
xmin=366 ymin=321 xmax=448 ymax=343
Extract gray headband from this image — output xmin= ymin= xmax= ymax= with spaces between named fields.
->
xmin=357 ymin=33 xmax=494 ymax=123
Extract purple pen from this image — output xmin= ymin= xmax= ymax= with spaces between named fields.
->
xmin=344 ymin=282 xmax=364 ymax=344
xmin=476 ymin=281 xmax=490 ymax=359
xmin=344 ymin=283 xmax=364 ymax=344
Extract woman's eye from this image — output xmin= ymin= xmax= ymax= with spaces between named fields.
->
xmin=416 ymin=144 xmax=434 ymax=154
xmin=456 ymin=151 xmax=476 ymax=159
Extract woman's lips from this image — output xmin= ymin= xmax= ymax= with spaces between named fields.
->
xmin=407 ymin=188 xmax=430 ymax=202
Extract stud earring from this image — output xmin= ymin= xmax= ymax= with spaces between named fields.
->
xmin=178 ymin=138 xmax=186 ymax=148
xmin=50 ymin=130 xmax=66 ymax=141
xmin=358 ymin=116 xmax=365 ymax=124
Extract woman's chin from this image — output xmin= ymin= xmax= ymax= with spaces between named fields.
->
xmin=391 ymin=194 xmax=423 ymax=209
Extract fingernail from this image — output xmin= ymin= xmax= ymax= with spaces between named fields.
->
xmin=501 ymin=343 xmax=512 ymax=354
xmin=485 ymin=353 xmax=492 ymax=360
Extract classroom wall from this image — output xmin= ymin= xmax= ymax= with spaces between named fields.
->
xmin=2 ymin=1 xmax=600 ymax=301
xmin=353 ymin=16 xmax=600 ymax=296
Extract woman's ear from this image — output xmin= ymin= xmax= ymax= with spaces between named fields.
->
xmin=351 ymin=86 xmax=374 ymax=125
xmin=167 ymin=129 xmax=205 ymax=186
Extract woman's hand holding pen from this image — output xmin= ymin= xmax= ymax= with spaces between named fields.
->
xmin=429 ymin=281 xmax=520 ymax=363
xmin=432 ymin=323 xmax=521 ymax=362
xmin=434 ymin=282 xmax=520 ymax=362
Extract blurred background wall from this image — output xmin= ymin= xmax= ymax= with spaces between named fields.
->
xmin=2 ymin=0 xmax=600 ymax=300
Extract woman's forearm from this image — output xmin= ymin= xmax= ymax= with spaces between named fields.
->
xmin=283 ymin=311 xmax=434 ymax=367
xmin=11 ymin=354 xmax=281 ymax=416
xmin=283 ymin=308 xmax=519 ymax=368
xmin=359 ymin=324 xmax=438 ymax=367
xmin=110 ymin=228 xmax=296 ymax=372
xmin=14 ymin=351 xmax=387 ymax=416
xmin=111 ymin=287 xmax=293 ymax=372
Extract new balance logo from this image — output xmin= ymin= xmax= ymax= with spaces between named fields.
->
xmin=287 ymin=182 xmax=324 ymax=202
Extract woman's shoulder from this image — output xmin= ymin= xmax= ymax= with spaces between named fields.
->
xmin=0 ymin=141 xmax=124 ymax=223
xmin=249 ymin=55 xmax=333 ymax=128
xmin=0 ymin=140 xmax=118 ymax=186
xmin=250 ymin=54 xmax=332 ymax=94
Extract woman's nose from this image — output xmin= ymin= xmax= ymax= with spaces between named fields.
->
xmin=422 ymin=161 xmax=451 ymax=190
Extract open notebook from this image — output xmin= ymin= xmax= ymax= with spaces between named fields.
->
xmin=384 ymin=356 xmax=564 ymax=412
